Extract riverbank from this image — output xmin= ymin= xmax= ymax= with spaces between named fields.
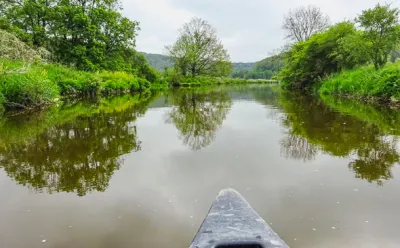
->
xmin=0 ymin=59 xmax=163 ymax=113
xmin=318 ymin=62 xmax=400 ymax=104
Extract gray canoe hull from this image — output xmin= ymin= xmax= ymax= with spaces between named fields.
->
xmin=190 ymin=189 xmax=289 ymax=248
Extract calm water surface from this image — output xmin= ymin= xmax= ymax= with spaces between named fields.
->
xmin=1 ymin=85 xmax=400 ymax=248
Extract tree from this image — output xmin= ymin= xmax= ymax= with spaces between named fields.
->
xmin=1 ymin=0 xmax=147 ymax=75
xmin=283 ymin=5 xmax=330 ymax=42
xmin=357 ymin=4 xmax=400 ymax=69
xmin=49 ymin=0 xmax=140 ymax=71
xmin=0 ymin=0 xmax=55 ymax=47
xmin=166 ymin=17 xmax=232 ymax=77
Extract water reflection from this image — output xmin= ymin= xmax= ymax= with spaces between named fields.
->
xmin=278 ymin=92 xmax=400 ymax=185
xmin=0 ymin=85 xmax=400 ymax=195
xmin=0 ymin=94 xmax=155 ymax=196
xmin=166 ymin=88 xmax=232 ymax=151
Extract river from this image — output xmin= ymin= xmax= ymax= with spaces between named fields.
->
xmin=0 ymin=84 xmax=400 ymax=248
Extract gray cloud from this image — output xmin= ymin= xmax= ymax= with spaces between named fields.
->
xmin=121 ymin=0 xmax=398 ymax=62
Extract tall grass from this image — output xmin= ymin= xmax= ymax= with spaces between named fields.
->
xmin=319 ymin=62 xmax=400 ymax=101
xmin=0 ymin=61 xmax=59 ymax=109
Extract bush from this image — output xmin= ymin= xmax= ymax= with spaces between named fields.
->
xmin=99 ymin=71 xmax=150 ymax=93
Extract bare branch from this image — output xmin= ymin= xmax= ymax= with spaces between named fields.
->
xmin=283 ymin=5 xmax=330 ymax=42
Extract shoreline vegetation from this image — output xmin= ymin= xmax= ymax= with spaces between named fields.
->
xmin=279 ymin=4 xmax=400 ymax=104
xmin=319 ymin=63 xmax=400 ymax=105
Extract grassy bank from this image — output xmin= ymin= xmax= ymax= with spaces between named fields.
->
xmin=0 ymin=59 xmax=159 ymax=112
xmin=319 ymin=62 xmax=400 ymax=103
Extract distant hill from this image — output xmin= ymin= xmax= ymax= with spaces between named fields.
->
xmin=232 ymin=62 xmax=256 ymax=71
xmin=141 ymin=52 xmax=282 ymax=79
xmin=141 ymin=52 xmax=173 ymax=71
xmin=232 ymin=56 xmax=284 ymax=79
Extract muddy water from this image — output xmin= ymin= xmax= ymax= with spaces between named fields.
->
xmin=1 ymin=85 xmax=400 ymax=248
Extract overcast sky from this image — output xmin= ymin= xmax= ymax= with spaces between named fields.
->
xmin=121 ymin=0 xmax=399 ymax=62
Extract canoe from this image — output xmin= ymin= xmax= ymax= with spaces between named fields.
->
xmin=190 ymin=189 xmax=289 ymax=248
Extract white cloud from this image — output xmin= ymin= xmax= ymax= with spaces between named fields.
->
xmin=121 ymin=0 xmax=400 ymax=62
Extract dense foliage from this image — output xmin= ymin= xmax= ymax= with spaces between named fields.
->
xmin=0 ymin=0 xmax=156 ymax=78
xmin=280 ymin=22 xmax=364 ymax=88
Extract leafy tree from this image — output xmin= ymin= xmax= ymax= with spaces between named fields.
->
xmin=357 ymin=4 xmax=400 ymax=69
xmin=335 ymin=31 xmax=370 ymax=69
xmin=283 ymin=5 xmax=330 ymax=42
xmin=49 ymin=0 xmax=139 ymax=71
xmin=166 ymin=17 xmax=232 ymax=77
xmin=0 ymin=0 xmax=54 ymax=47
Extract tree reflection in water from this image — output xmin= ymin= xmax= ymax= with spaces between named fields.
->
xmin=167 ymin=88 xmax=232 ymax=151
xmin=277 ymin=92 xmax=400 ymax=185
xmin=0 ymin=94 xmax=154 ymax=196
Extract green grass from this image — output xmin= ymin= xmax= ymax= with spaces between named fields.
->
xmin=0 ymin=59 xmax=157 ymax=111
xmin=319 ymin=62 xmax=400 ymax=101
xmin=0 ymin=61 xmax=60 ymax=108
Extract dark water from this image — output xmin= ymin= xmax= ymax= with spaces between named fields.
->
xmin=1 ymin=85 xmax=400 ymax=248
